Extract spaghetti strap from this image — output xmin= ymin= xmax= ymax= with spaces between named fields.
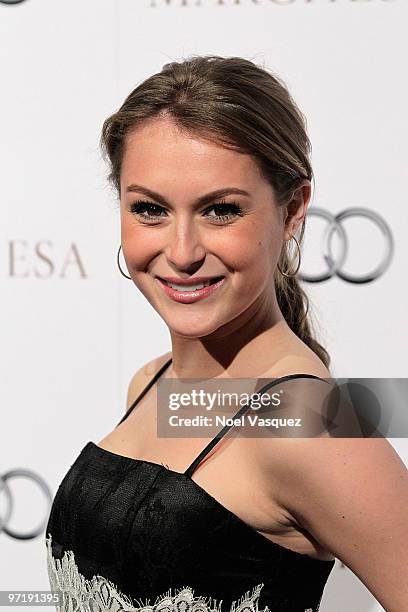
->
xmin=117 ymin=359 xmax=330 ymax=475
xmin=116 ymin=357 xmax=172 ymax=427
xmin=184 ymin=372 xmax=330 ymax=477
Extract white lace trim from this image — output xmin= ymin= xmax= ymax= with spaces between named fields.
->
xmin=45 ymin=534 xmax=315 ymax=612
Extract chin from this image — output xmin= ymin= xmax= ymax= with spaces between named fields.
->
xmin=170 ymin=325 xmax=220 ymax=339
xmin=164 ymin=315 xmax=224 ymax=339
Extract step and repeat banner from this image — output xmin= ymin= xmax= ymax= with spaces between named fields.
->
xmin=1 ymin=1 xmax=406 ymax=611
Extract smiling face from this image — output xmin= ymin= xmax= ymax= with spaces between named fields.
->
xmin=120 ymin=115 xmax=302 ymax=339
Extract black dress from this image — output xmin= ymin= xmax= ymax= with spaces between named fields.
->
xmin=45 ymin=358 xmax=336 ymax=612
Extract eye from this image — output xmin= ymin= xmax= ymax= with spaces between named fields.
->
xmin=128 ymin=198 xmax=244 ymax=224
xmin=128 ymin=200 xmax=167 ymax=222
xmin=203 ymin=199 xmax=244 ymax=224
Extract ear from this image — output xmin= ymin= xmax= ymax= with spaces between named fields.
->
xmin=283 ymin=179 xmax=312 ymax=241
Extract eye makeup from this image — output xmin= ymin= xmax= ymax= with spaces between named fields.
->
xmin=128 ymin=198 xmax=244 ymax=225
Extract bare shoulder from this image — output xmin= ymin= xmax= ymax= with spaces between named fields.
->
xmin=254 ymin=351 xmax=333 ymax=476
xmin=126 ymin=351 xmax=172 ymax=411
xmin=252 ymin=352 xmax=333 ymax=523
xmin=263 ymin=351 xmax=332 ymax=380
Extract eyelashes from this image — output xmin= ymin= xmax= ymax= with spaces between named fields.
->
xmin=128 ymin=198 xmax=244 ymax=225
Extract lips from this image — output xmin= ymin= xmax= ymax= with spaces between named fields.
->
xmin=155 ymin=276 xmax=227 ymax=304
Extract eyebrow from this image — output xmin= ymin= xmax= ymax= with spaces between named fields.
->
xmin=125 ymin=184 xmax=250 ymax=207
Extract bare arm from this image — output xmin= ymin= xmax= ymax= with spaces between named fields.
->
xmin=271 ymin=435 xmax=408 ymax=611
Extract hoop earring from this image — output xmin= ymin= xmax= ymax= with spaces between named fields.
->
xmin=117 ymin=245 xmax=132 ymax=280
xmin=277 ymin=234 xmax=302 ymax=277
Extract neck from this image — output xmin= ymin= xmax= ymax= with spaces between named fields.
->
xmin=167 ymin=288 xmax=293 ymax=379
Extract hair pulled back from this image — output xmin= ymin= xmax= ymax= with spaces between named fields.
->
xmin=100 ymin=54 xmax=330 ymax=368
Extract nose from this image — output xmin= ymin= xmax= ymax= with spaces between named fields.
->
xmin=164 ymin=218 xmax=206 ymax=273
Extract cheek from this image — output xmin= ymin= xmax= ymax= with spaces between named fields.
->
xmin=221 ymin=223 xmax=275 ymax=273
xmin=121 ymin=222 xmax=158 ymax=271
xmin=233 ymin=230 xmax=281 ymax=298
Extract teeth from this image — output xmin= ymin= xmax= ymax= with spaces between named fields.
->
xmin=166 ymin=280 xmax=211 ymax=291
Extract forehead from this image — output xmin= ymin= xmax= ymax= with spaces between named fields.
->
xmin=120 ymin=116 xmax=265 ymax=195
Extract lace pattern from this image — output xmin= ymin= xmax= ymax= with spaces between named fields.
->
xmin=46 ymin=535 xmax=316 ymax=612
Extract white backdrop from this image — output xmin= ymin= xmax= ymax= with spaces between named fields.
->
xmin=1 ymin=1 xmax=407 ymax=611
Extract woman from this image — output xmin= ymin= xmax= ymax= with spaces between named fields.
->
xmin=45 ymin=55 xmax=408 ymax=611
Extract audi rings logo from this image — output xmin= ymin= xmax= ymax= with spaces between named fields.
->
xmin=299 ymin=207 xmax=394 ymax=284
xmin=0 ymin=468 xmax=52 ymax=540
